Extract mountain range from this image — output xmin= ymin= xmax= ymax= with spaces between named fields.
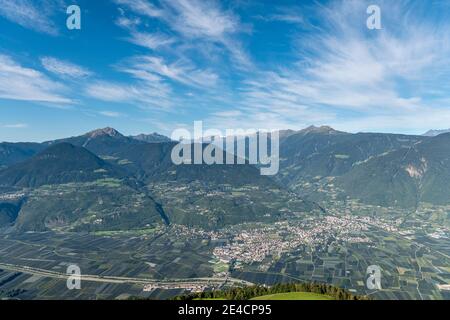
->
xmin=1 ymin=126 xmax=449 ymax=231
xmin=0 ymin=128 xmax=319 ymax=231
xmin=422 ymin=128 xmax=450 ymax=137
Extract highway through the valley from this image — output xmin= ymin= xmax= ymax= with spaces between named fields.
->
xmin=0 ymin=262 xmax=254 ymax=288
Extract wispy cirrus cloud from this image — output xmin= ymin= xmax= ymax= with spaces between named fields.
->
xmin=115 ymin=0 xmax=251 ymax=68
xmin=125 ymin=55 xmax=218 ymax=88
xmin=41 ymin=57 xmax=93 ymax=79
xmin=111 ymin=0 xmax=236 ymax=110
xmin=0 ymin=54 xmax=71 ymax=104
xmin=3 ymin=123 xmax=28 ymax=129
xmin=164 ymin=0 xmax=251 ymax=67
xmin=126 ymin=31 xmax=176 ymax=50
xmin=115 ymin=0 xmax=241 ymax=38
xmin=163 ymin=0 xmax=240 ymax=39
xmin=204 ymin=0 xmax=450 ymax=133
xmin=0 ymin=0 xmax=63 ymax=35
xmin=286 ymin=0 xmax=450 ymax=114
xmin=115 ymin=13 xmax=142 ymax=29
xmin=86 ymin=52 xmax=218 ymax=108
xmin=99 ymin=111 xmax=123 ymax=118
xmin=85 ymin=77 xmax=172 ymax=109
xmin=258 ymin=6 xmax=306 ymax=25
xmin=114 ymin=0 xmax=163 ymax=18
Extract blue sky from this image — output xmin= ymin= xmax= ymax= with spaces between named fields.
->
xmin=1 ymin=0 xmax=450 ymax=142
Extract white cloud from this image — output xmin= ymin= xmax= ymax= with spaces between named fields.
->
xmin=85 ymin=81 xmax=135 ymax=102
xmin=294 ymin=0 xmax=450 ymax=110
xmin=115 ymin=16 xmax=142 ymax=29
xmin=127 ymin=31 xmax=176 ymax=50
xmin=116 ymin=0 xmax=240 ymax=38
xmin=261 ymin=6 xmax=306 ymax=25
xmin=0 ymin=0 xmax=61 ymax=35
xmin=3 ymin=123 xmax=28 ymax=129
xmin=41 ymin=57 xmax=92 ymax=78
xmin=164 ymin=0 xmax=239 ymax=39
xmin=86 ymin=53 xmax=219 ymax=109
xmin=165 ymin=0 xmax=251 ymax=67
xmin=125 ymin=55 xmax=218 ymax=88
xmin=85 ymin=79 xmax=172 ymax=109
xmin=115 ymin=0 xmax=251 ymax=68
xmin=114 ymin=0 xmax=163 ymax=18
xmin=207 ymin=0 xmax=450 ymax=133
xmin=0 ymin=55 xmax=71 ymax=104
xmin=99 ymin=111 xmax=122 ymax=118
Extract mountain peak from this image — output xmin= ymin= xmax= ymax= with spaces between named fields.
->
xmin=86 ymin=127 xmax=123 ymax=138
xmin=131 ymin=133 xmax=172 ymax=143
xmin=301 ymin=125 xmax=339 ymax=134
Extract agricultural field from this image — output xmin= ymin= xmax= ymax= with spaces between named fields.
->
xmin=0 ymin=209 xmax=448 ymax=300
xmin=230 ymin=222 xmax=450 ymax=300
xmin=0 ymin=229 xmax=218 ymax=299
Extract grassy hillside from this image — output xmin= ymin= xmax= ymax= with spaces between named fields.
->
xmin=172 ymin=283 xmax=369 ymax=300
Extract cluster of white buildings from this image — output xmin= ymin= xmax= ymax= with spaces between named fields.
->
xmin=212 ymin=215 xmax=384 ymax=266
xmin=0 ymin=192 xmax=25 ymax=200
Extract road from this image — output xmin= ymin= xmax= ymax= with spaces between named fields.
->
xmin=0 ymin=262 xmax=254 ymax=288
